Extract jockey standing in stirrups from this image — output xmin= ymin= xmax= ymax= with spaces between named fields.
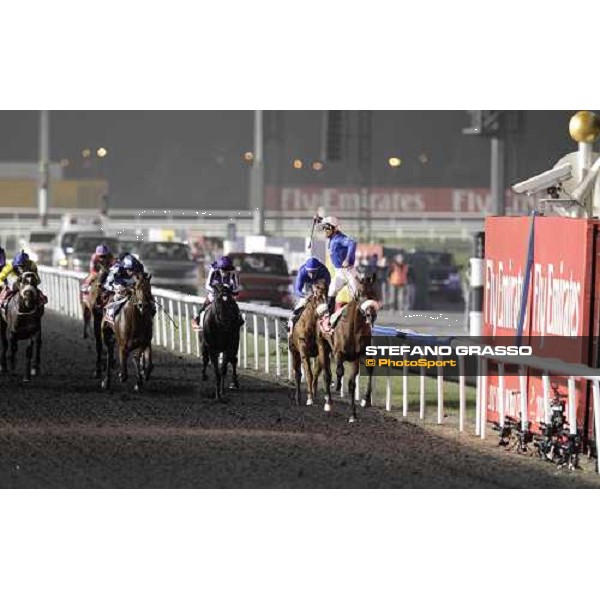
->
xmin=0 ymin=250 xmax=46 ymax=309
xmin=315 ymin=215 xmax=358 ymax=315
xmin=192 ymin=255 xmax=244 ymax=329
xmin=103 ymin=253 xmax=153 ymax=324
xmin=81 ymin=243 xmax=115 ymax=298
xmin=288 ymin=256 xmax=331 ymax=333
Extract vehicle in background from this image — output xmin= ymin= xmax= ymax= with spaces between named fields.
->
xmin=24 ymin=230 xmax=57 ymax=266
xmin=53 ymin=215 xmax=106 ymax=268
xmin=405 ymin=250 xmax=462 ymax=303
xmin=136 ymin=241 xmax=200 ymax=295
xmin=68 ymin=233 xmax=121 ymax=272
xmin=228 ymin=252 xmax=293 ymax=308
xmin=118 ymin=238 xmax=143 ymax=258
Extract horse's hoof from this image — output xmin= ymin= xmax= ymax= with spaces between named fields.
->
xmin=348 ymin=415 xmax=357 ymax=423
xmin=134 ymin=384 xmax=141 ymax=393
xmin=229 ymin=381 xmax=239 ymax=390
xmin=360 ymin=399 xmax=372 ymax=408
xmin=101 ymin=379 xmax=109 ymax=390
xmin=324 ymin=403 xmax=332 ymax=413
xmin=306 ymin=398 xmax=314 ymax=406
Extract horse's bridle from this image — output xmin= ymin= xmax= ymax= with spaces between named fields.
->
xmin=213 ymin=285 xmax=238 ymax=329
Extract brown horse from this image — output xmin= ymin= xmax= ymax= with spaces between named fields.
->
xmin=101 ymin=273 xmax=154 ymax=392
xmin=0 ymin=273 xmax=44 ymax=382
xmin=324 ymin=273 xmax=379 ymax=423
xmin=81 ymin=268 xmax=110 ymax=378
xmin=289 ymin=280 xmax=332 ymax=409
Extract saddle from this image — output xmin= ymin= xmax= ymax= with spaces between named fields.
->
xmin=317 ymin=302 xmax=347 ymax=335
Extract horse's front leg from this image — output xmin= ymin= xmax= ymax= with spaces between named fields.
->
xmin=133 ymin=350 xmax=144 ymax=393
xmin=318 ymin=341 xmax=332 ymax=412
xmin=143 ymin=345 xmax=153 ymax=381
xmin=347 ymin=360 xmax=360 ymax=423
xmin=31 ymin=327 xmax=42 ymax=377
xmin=212 ymin=352 xmax=223 ymax=401
xmin=360 ymin=365 xmax=374 ymax=408
xmin=23 ymin=336 xmax=34 ymax=382
xmin=335 ymin=356 xmax=344 ymax=393
xmin=291 ymin=348 xmax=302 ymax=405
xmin=300 ymin=349 xmax=314 ymax=406
xmin=82 ymin=305 xmax=91 ymax=339
xmin=9 ymin=333 xmax=17 ymax=373
xmin=94 ymin=312 xmax=103 ymax=379
xmin=101 ymin=325 xmax=114 ymax=390
xmin=220 ymin=358 xmax=228 ymax=395
xmin=202 ymin=342 xmax=210 ymax=382
xmin=118 ymin=344 xmax=128 ymax=383
xmin=230 ymin=354 xmax=240 ymax=389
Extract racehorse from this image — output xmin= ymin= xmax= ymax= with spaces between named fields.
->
xmin=81 ymin=267 xmax=110 ymax=378
xmin=200 ymin=282 xmax=241 ymax=401
xmin=289 ymin=279 xmax=332 ymax=410
xmin=0 ymin=272 xmax=44 ymax=382
xmin=101 ymin=273 xmax=154 ymax=392
xmin=323 ymin=273 xmax=379 ymax=423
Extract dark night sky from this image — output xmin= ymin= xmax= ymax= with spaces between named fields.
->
xmin=0 ymin=110 xmax=584 ymax=210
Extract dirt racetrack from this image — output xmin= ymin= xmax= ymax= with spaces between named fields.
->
xmin=1 ymin=311 xmax=599 ymax=488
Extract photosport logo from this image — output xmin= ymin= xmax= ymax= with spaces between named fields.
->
xmin=360 ymin=337 xmax=535 ymax=377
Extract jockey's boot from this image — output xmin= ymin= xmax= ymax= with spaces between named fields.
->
xmin=192 ymin=300 xmax=209 ymax=330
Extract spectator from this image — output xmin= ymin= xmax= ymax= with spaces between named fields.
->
xmin=388 ymin=253 xmax=409 ymax=312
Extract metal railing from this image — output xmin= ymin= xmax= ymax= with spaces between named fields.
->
xmin=38 ymin=266 xmax=600 ymax=474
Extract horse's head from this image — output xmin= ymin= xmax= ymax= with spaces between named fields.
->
xmin=18 ymin=271 xmax=39 ymax=312
xmin=310 ymin=279 xmax=329 ymax=304
xmin=356 ymin=273 xmax=379 ymax=327
xmin=132 ymin=273 xmax=153 ymax=314
xmin=212 ymin=282 xmax=239 ymax=327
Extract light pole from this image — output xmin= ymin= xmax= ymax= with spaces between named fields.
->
xmin=38 ymin=110 xmax=50 ymax=226
xmin=250 ymin=110 xmax=265 ymax=235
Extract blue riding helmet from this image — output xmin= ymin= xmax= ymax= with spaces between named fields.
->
xmin=13 ymin=250 xmax=29 ymax=268
xmin=96 ymin=244 xmax=110 ymax=256
xmin=216 ymin=256 xmax=234 ymax=271
xmin=121 ymin=254 xmax=141 ymax=272
xmin=305 ymin=257 xmax=324 ymax=272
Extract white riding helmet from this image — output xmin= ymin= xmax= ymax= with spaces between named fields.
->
xmin=321 ymin=216 xmax=340 ymax=230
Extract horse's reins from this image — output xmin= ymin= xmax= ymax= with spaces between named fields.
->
xmin=152 ymin=299 xmax=179 ymax=329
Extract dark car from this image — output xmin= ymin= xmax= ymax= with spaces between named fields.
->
xmin=405 ymin=251 xmax=462 ymax=303
xmin=228 ymin=252 xmax=293 ymax=308
xmin=137 ymin=241 xmax=200 ymax=294
xmin=68 ymin=233 xmax=121 ymax=272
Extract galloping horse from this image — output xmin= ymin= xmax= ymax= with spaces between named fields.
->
xmin=200 ymin=282 xmax=241 ymax=401
xmin=0 ymin=272 xmax=44 ymax=381
xmin=324 ymin=273 xmax=379 ymax=422
xmin=289 ymin=280 xmax=332 ymax=410
xmin=81 ymin=267 xmax=110 ymax=378
xmin=101 ymin=273 xmax=154 ymax=392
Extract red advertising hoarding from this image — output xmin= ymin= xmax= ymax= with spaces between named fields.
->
xmin=483 ymin=216 xmax=597 ymax=429
xmin=265 ymin=186 xmax=535 ymax=217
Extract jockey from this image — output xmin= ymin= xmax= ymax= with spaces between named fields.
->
xmin=0 ymin=250 xmax=43 ymax=308
xmin=82 ymin=243 xmax=115 ymax=291
xmin=316 ymin=215 xmax=358 ymax=315
xmin=103 ymin=253 xmax=151 ymax=323
xmin=192 ymin=256 xmax=243 ymax=329
xmin=288 ymin=256 xmax=331 ymax=331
